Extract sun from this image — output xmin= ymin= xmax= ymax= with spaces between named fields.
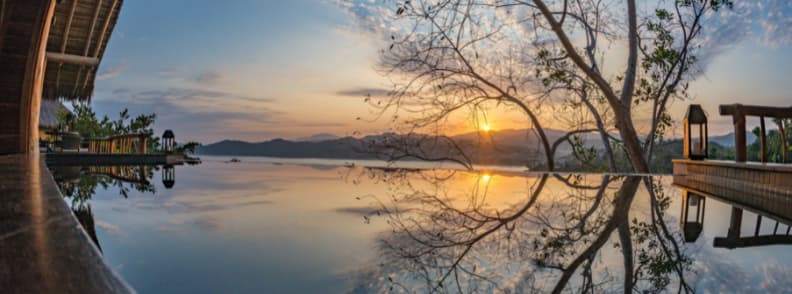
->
xmin=481 ymin=124 xmax=491 ymax=132
xmin=481 ymin=173 xmax=492 ymax=182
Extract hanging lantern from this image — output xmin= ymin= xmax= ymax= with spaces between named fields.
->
xmin=684 ymin=104 xmax=708 ymax=160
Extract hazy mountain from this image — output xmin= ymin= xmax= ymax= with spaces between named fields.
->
xmin=295 ymin=133 xmax=340 ymax=142
xmin=710 ymin=132 xmax=756 ymax=147
xmin=196 ymin=128 xmax=614 ymax=167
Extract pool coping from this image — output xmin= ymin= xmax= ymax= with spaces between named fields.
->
xmin=0 ymin=154 xmax=134 ymax=293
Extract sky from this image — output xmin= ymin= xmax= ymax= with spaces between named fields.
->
xmin=88 ymin=0 xmax=792 ymax=144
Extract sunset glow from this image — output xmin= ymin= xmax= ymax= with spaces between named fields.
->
xmin=481 ymin=124 xmax=491 ymax=132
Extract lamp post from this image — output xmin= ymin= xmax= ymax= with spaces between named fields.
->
xmin=684 ymin=104 xmax=708 ymax=160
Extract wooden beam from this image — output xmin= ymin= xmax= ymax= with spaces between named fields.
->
xmin=83 ymin=0 xmax=103 ymax=56
xmin=46 ymin=52 xmax=99 ymax=66
xmin=92 ymin=0 xmax=117 ymax=58
xmin=720 ymin=104 xmax=792 ymax=119
xmin=59 ymin=0 xmax=78 ymax=53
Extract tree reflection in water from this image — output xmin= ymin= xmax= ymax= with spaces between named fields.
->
xmin=348 ymin=168 xmax=693 ymax=293
xmin=50 ymin=165 xmax=161 ymax=250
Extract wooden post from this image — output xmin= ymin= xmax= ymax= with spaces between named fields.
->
xmin=140 ymin=135 xmax=147 ymax=154
xmin=733 ymin=107 xmax=747 ymax=162
xmin=760 ymin=116 xmax=767 ymax=163
xmin=780 ymin=120 xmax=788 ymax=163
xmin=728 ymin=207 xmax=743 ymax=239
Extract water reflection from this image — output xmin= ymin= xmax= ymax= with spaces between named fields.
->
xmin=680 ymin=189 xmax=792 ymax=249
xmin=50 ymin=164 xmax=173 ymax=250
xmin=346 ymin=168 xmax=690 ymax=293
xmin=44 ymin=160 xmax=791 ymax=293
xmin=348 ymin=167 xmax=792 ymax=293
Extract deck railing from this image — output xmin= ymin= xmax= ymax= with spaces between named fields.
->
xmin=719 ymin=104 xmax=792 ymax=163
xmin=87 ymin=132 xmax=151 ymax=154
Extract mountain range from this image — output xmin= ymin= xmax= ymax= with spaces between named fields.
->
xmin=196 ymin=128 xmax=743 ymax=170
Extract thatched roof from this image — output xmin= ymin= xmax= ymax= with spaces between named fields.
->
xmin=43 ymin=0 xmax=124 ymax=101
xmin=39 ymin=99 xmax=68 ymax=129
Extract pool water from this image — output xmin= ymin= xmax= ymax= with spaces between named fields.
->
xmin=49 ymin=158 xmax=792 ymax=293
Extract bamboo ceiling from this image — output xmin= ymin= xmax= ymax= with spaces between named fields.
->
xmin=43 ymin=0 xmax=123 ymax=101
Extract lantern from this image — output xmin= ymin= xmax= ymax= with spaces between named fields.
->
xmin=680 ymin=189 xmax=706 ymax=243
xmin=684 ymin=104 xmax=708 ymax=160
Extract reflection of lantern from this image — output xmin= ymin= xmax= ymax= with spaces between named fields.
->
xmin=680 ymin=189 xmax=706 ymax=243
xmin=683 ymin=105 xmax=708 ymax=160
xmin=162 ymin=165 xmax=175 ymax=189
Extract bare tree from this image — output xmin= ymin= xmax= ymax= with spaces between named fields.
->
xmin=350 ymin=0 xmax=732 ymax=172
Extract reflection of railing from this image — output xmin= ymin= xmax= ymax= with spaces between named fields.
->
xmin=720 ymin=104 xmax=792 ymax=163
xmin=680 ymin=188 xmax=792 ymax=249
xmin=87 ymin=133 xmax=151 ymax=154
xmin=88 ymin=165 xmax=149 ymax=185
xmin=714 ymin=207 xmax=792 ymax=249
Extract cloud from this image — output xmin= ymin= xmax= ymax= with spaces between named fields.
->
xmin=96 ymin=64 xmax=127 ymax=81
xmin=336 ymin=87 xmax=392 ymax=97
xmin=698 ymin=0 xmax=792 ymax=66
xmin=155 ymin=68 xmax=226 ymax=86
xmin=95 ymin=220 xmax=126 ymax=237
xmin=190 ymin=71 xmax=223 ymax=85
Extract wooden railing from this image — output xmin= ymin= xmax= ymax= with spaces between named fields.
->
xmin=87 ymin=132 xmax=151 ymax=154
xmin=719 ymin=104 xmax=792 ymax=163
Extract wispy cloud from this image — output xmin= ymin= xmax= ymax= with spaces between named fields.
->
xmin=96 ymin=64 xmax=127 ymax=81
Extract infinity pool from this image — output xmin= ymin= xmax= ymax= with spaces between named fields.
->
xmin=49 ymin=158 xmax=792 ymax=293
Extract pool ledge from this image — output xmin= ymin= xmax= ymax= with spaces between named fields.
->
xmin=0 ymin=154 xmax=134 ymax=293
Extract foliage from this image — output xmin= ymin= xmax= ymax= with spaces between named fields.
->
xmin=347 ymin=0 xmax=735 ymax=173
xmin=748 ymin=120 xmax=792 ymax=163
xmin=176 ymin=141 xmax=202 ymax=155
xmin=58 ymin=102 xmax=161 ymax=152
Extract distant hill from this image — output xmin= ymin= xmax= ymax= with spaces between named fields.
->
xmin=710 ymin=132 xmax=756 ymax=147
xmin=196 ymin=129 xmax=742 ymax=173
xmin=295 ymin=133 xmax=339 ymax=142
xmin=197 ymin=129 xmax=584 ymax=167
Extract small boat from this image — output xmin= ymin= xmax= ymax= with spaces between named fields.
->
xmin=226 ymin=158 xmax=241 ymax=163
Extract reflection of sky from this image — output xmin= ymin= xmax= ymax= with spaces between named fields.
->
xmin=88 ymin=1 xmax=792 ymax=143
xmin=79 ymin=161 xmax=792 ymax=293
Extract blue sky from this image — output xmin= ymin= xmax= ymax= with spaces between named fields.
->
xmin=88 ymin=0 xmax=792 ymax=143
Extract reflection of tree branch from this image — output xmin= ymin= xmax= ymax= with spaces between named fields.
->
xmin=550 ymin=177 xmax=641 ymax=294
xmin=364 ymin=133 xmax=474 ymax=170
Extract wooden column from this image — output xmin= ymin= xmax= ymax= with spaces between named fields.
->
xmin=0 ymin=0 xmax=57 ymax=154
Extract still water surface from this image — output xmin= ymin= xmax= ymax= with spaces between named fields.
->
xmin=50 ymin=157 xmax=792 ymax=293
